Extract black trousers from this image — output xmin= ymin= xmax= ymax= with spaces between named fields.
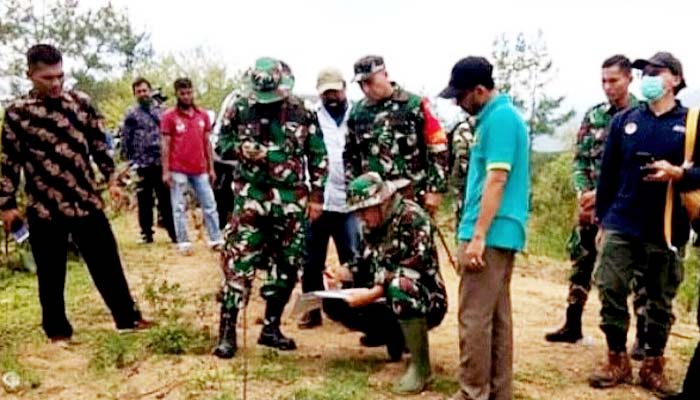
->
xmin=136 ymin=164 xmax=176 ymax=241
xmin=28 ymin=211 xmax=141 ymax=338
xmin=301 ymin=211 xmax=361 ymax=293
xmin=213 ymin=161 xmax=234 ymax=229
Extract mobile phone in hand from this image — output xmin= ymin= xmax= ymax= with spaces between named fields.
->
xmin=635 ymin=152 xmax=655 ymax=175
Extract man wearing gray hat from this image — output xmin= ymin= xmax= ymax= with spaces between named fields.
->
xmin=297 ymin=68 xmax=361 ymax=329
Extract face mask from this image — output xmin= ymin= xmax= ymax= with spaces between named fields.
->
xmin=641 ymin=76 xmax=666 ymax=102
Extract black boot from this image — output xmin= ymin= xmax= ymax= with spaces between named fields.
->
xmin=545 ymin=303 xmax=583 ymax=343
xmin=258 ymin=301 xmax=296 ymax=351
xmin=213 ymin=307 xmax=237 ymax=359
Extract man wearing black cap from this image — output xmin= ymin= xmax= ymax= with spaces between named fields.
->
xmin=440 ymin=56 xmax=530 ymax=400
xmin=344 ymin=55 xmax=449 ymax=216
xmin=589 ymin=52 xmax=700 ymax=396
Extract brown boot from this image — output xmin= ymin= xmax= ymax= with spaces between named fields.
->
xmin=639 ymin=356 xmax=675 ymax=397
xmin=588 ymin=351 xmax=632 ymax=388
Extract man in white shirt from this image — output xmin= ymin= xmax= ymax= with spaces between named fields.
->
xmin=297 ymin=68 xmax=361 ymax=329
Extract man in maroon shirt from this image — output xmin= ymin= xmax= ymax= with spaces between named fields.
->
xmin=160 ymin=78 xmax=223 ymax=254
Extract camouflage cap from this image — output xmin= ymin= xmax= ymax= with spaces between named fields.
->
xmin=347 ymin=172 xmax=410 ymax=212
xmin=243 ymin=57 xmax=295 ymax=104
xmin=352 ymin=55 xmax=385 ymax=82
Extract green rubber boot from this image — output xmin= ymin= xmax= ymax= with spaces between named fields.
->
xmin=394 ymin=318 xmax=431 ymax=394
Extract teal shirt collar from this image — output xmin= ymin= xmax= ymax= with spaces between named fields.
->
xmin=475 ymin=93 xmax=511 ymax=125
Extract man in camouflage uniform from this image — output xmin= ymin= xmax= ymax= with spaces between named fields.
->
xmin=448 ymin=119 xmax=474 ymax=223
xmin=546 ymin=55 xmax=645 ymax=355
xmin=331 ymin=172 xmax=447 ymax=394
xmin=344 ymin=55 xmax=449 ymax=215
xmin=212 ymin=57 xmax=328 ymax=358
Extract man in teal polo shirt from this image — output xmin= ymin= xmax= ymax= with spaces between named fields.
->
xmin=440 ymin=56 xmax=530 ymax=400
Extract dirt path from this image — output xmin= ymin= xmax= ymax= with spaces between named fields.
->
xmin=4 ymin=217 xmax=698 ymax=400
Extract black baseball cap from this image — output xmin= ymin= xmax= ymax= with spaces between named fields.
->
xmin=632 ymin=52 xmax=686 ymax=91
xmin=439 ymin=56 xmax=494 ymax=99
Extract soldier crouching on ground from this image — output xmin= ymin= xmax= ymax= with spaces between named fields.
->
xmin=323 ymin=172 xmax=447 ymax=394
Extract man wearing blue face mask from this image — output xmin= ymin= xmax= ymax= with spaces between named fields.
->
xmin=590 ymin=52 xmax=700 ymax=397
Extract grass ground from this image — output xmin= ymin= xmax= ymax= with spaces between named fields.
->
xmin=0 ymin=212 xmax=698 ymax=399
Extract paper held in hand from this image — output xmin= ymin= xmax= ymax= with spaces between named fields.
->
xmin=289 ymin=289 xmax=384 ymax=316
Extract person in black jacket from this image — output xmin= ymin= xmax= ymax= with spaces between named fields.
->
xmin=589 ymin=52 xmax=700 ymax=397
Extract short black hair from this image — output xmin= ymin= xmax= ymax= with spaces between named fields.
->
xmin=173 ymin=77 xmax=193 ymax=91
xmin=132 ymin=77 xmax=152 ymax=93
xmin=602 ymin=55 xmax=632 ymax=73
xmin=27 ymin=44 xmax=62 ymax=69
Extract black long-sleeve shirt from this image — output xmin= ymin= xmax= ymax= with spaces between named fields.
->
xmin=0 ymin=90 xmax=114 ymax=220
xmin=596 ymin=102 xmax=700 ymax=246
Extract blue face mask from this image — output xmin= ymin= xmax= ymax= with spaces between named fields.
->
xmin=641 ymin=76 xmax=666 ymax=102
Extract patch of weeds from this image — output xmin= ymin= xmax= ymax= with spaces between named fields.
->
xmin=140 ymin=277 xmax=213 ymax=355
xmin=513 ymin=392 xmax=542 ymax=400
xmin=143 ymin=278 xmax=186 ymax=323
xmin=187 ymin=367 xmax=232 ymax=394
xmin=0 ymin=348 xmax=42 ymax=391
xmin=283 ymin=388 xmax=328 ymax=400
xmin=250 ymin=349 xmax=301 ymax=383
xmin=89 ymin=332 xmax=144 ymax=373
xmin=146 ymin=323 xmax=212 ymax=355
xmin=678 ymin=342 xmax=698 ymax=359
xmin=206 ymin=394 xmax=236 ymax=400
xmin=514 ymin=363 xmax=569 ymax=390
xmin=431 ymin=374 xmax=459 ymax=395
xmin=282 ymin=357 xmax=381 ymax=400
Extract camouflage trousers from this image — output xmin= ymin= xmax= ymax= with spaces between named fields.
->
xmin=567 ymin=224 xmax=647 ymax=316
xmin=220 ymin=183 xmax=307 ymax=311
xmin=384 ymin=271 xmax=447 ymax=328
xmin=595 ymin=230 xmax=684 ymax=355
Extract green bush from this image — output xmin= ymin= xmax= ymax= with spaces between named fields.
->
xmin=145 ymin=324 xmax=212 ymax=355
xmin=89 ymin=332 xmax=143 ymax=372
xmin=527 ymin=152 xmax=576 ymax=259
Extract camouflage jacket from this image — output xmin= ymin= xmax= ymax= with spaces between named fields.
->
xmin=354 ymin=195 xmax=446 ymax=299
xmin=573 ymin=95 xmax=638 ymax=193
xmin=448 ymin=119 xmax=474 ymax=197
xmin=216 ymin=95 xmax=328 ymax=202
xmin=344 ymin=84 xmax=449 ymax=199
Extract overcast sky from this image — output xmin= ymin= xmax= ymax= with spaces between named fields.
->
xmin=101 ymin=0 xmax=700 ymax=115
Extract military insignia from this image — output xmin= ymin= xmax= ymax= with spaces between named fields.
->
xmin=624 ymin=122 xmax=637 ymax=135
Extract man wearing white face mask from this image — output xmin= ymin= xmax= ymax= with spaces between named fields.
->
xmin=590 ymin=52 xmax=700 ymax=397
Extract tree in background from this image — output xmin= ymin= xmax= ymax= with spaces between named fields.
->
xmin=492 ymin=30 xmax=575 ymax=141
xmin=0 ymin=0 xmax=152 ymax=95
xmin=97 ymin=49 xmax=242 ymax=131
